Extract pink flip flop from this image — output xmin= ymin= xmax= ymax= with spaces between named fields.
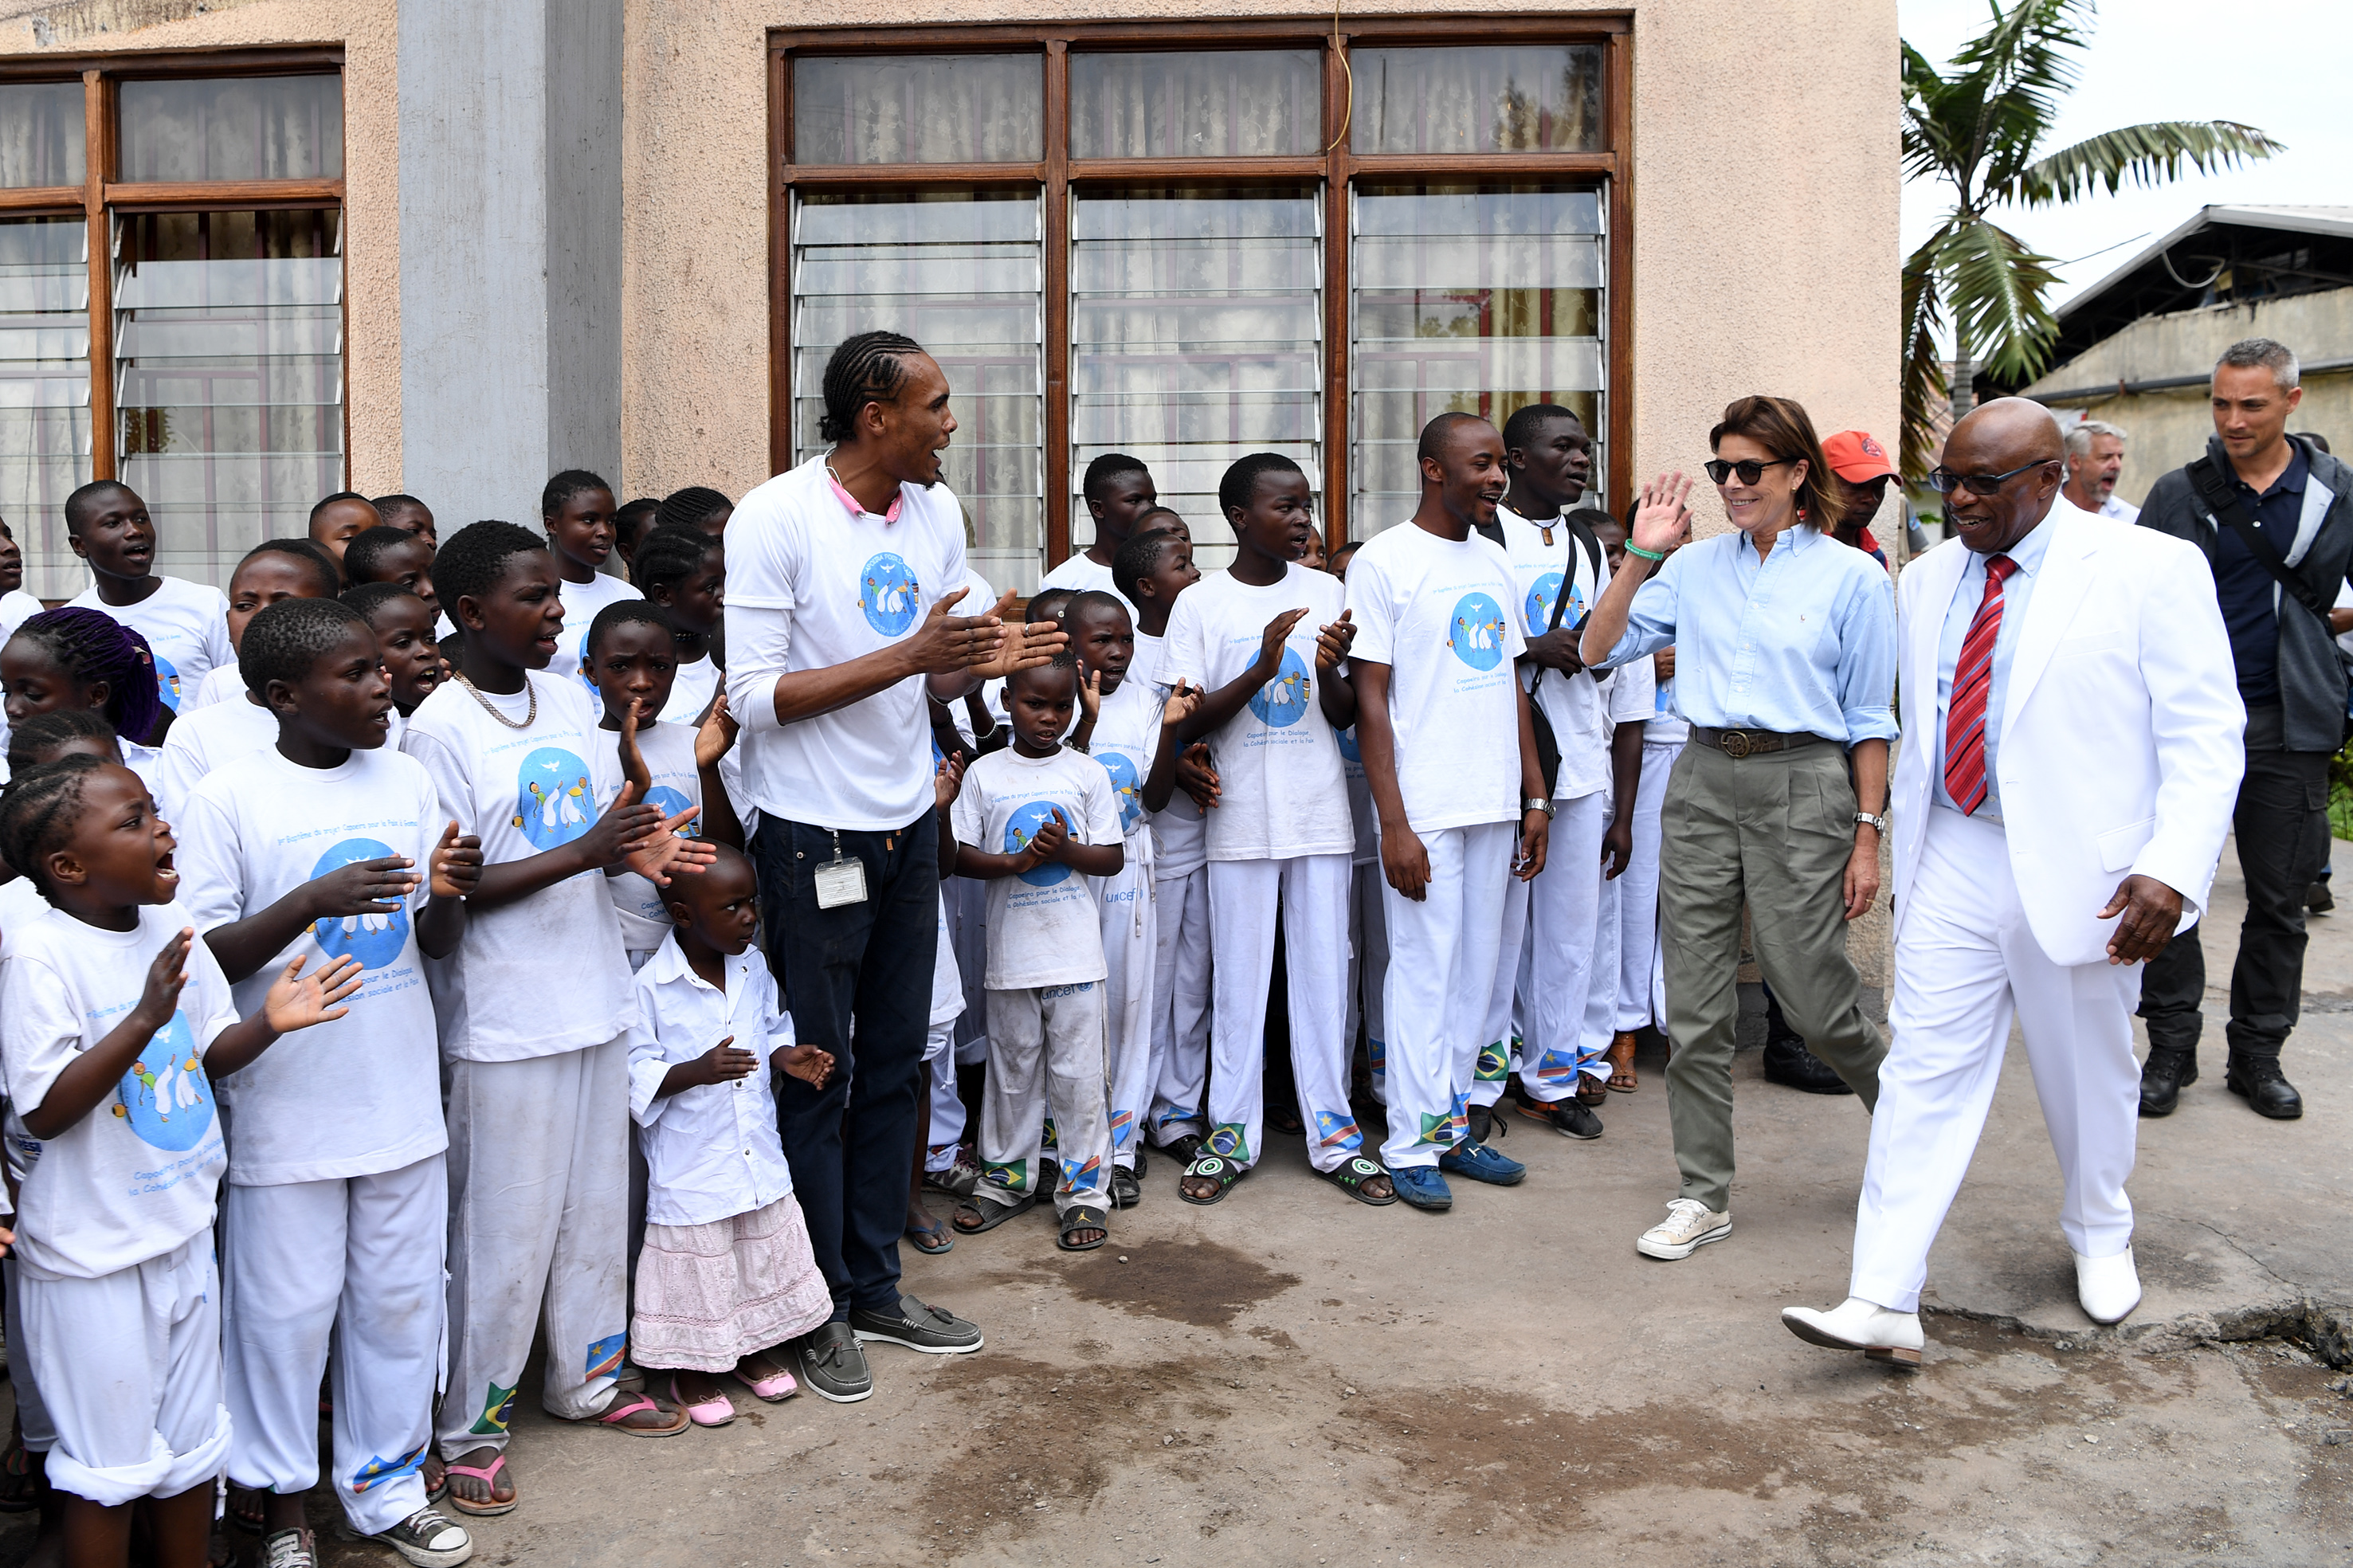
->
xmin=443 ymin=1453 xmax=518 ymax=1517
xmin=671 ymin=1375 xmax=736 ymax=1428
xmin=731 ymin=1362 xmax=798 ymax=1402
xmin=563 ymin=1390 xmax=689 ymax=1438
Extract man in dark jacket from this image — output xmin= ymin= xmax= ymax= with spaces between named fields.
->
xmin=2135 ymin=337 xmax=2352 ymax=1122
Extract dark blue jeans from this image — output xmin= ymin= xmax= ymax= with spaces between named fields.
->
xmin=754 ymin=811 xmax=939 ymax=1319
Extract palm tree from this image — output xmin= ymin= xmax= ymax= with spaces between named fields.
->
xmin=1900 ymin=0 xmax=2282 ymax=477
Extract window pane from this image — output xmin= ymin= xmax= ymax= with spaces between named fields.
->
xmin=794 ymin=55 xmax=1041 ymax=165
xmin=1072 ymin=188 xmax=1321 ymax=574
xmin=1351 ymin=47 xmax=1603 ymax=155
xmin=1351 ymin=185 xmax=1604 ymax=537
xmin=115 ymin=209 xmax=345 ymax=588
xmin=0 ymin=83 xmax=86 ymax=188
xmin=119 ymin=75 xmax=343 ymax=182
xmin=1070 ymin=50 xmax=1320 ymax=159
xmin=793 ymin=190 xmax=1044 ymax=591
xmin=0 ymin=217 xmax=92 ymax=598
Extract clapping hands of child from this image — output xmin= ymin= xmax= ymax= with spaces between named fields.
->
xmin=308 ymin=855 xmax=421 ymax=921
xmin=689 ymin=1035 xmax=836 ymax=1091
xmin=261 ymin=951 xmax=367 ymax=1033
xmin=614 ymin=699 xmax=720 ymax=886
xmin=131 ymin=927 xmax=198 ymax=1037
xmin=1160 ymin=678 xmax=1204 ymax=731
xmin=772 ymin=1041 xmax=833 ymax=1088
xmin=693 ymin=688 xmax=739 ymax=770
xmin=934 ymin=752 xmax=965 ymax=809
xmin=1077 ymin=668 xmax=1104 ymax=727
xmin=1315 ymin=609 xmax=1355 ymax=671
xmin=429 ymin=821 xmax=484 ymax=900
xmin=1016 ymin=806 xmax=1073 ymax=872
xmin=1254 ymin=607 xmax=1310 ymax=680
xmin=1177 ymin=742 xmax=1221 ymax=810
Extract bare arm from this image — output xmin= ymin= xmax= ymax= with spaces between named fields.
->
xmin=1176 ymin=609 xmax=1308 ymax=743
xmin=1351 ymin=661 xmax=1429 ymax=902
xmin=1841 ymin=737 xmax=1888 ymax=921
xmin=1578 ymin=472 xmax=1694 ymax=668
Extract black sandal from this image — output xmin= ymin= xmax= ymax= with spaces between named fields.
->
xmin=951 ymin=1192 xmax=1038 ymax=1233
xmin=1057 ymin=1205 xmax=1110 ymax=1252
xmin=1178 ymin=1151 xmax=1245 ymax=1205
xmin=1111 ymin=1164 xmax=1143 ymax=1209
xmin=1317 ymin=1154 xmax=1398 ymax=1206
xmin=1159 ymin=1132 xmax=1204 ymax=1166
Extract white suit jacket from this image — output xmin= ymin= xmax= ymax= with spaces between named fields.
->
xmin=1891 ymin=508 xmax=2245 ymax=966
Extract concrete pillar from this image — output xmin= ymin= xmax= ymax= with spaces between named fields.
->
xmin=398 ymin=0 xmax=622 ymax=525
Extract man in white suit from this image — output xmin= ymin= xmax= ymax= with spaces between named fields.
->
xmin=1782 ymin=399 xmax=2245 ymax=1365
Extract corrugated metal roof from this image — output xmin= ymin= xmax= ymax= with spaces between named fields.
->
xmin=2060 ymin=205 xmax=2353 ymax=321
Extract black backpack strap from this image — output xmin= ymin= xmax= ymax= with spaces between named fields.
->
xmin=2187 ymin=454 xmax=2330 ymax=621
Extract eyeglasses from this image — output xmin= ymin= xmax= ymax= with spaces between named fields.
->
xmin=1924 ymin=459 xmax=2057 ymax=496
xmin=1704 ymin=457 xmax=1794 ymax=486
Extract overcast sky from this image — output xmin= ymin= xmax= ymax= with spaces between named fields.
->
xmin=1899 ymin=0 xmax=2353 ymax=310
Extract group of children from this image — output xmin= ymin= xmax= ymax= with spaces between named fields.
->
xmin=0 ymin=410 xmax=1685 ymax=1566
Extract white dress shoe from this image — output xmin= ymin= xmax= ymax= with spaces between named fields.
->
xmin=1781 ymin=1296 xmax=1924 ymax=1366
xmin=2074 ymin=1247 xmax=2142 ymax=1324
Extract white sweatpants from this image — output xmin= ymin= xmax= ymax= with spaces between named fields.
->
xmin=924 ymin=1019 xmax=967 ymax=1171
xmin=5 ymin=1259 xmax=54 ymax=1452
xmin=1582 ymin=799 xmax=1626 ymax=1074
xmin=1347 ymin=862 xmax=1389 ymax=1104
xmin=1378 ymin=821 xmax=1514 ymax=1170
xmin=1094 ymin=853 xmax=1158 ymax=1170
xmin=1521 ymin=790 xmax=1608 ymax=1102
xmin=978 ymin=982 xmax=1113 ymax=1215
xmin=19 ymin=1237 xmax=233 ymax=1507
xmin=1206 ymin=853 xmax=1357 ymax=1172
xmin=1472 ymin=878 xmax=1531 ymax=1108
xmin=1615 ymin=739 xmax=1680 ymax=1029
xmin=437 ymin=1039 xmax=629 ymax=1458
xmin=224 ymin=1156 xmax=447 ymax=1533
xmin=1147 ymin=865 xmax=1211 ymax=1145
xmin=1851 ymin=806 xmax=2142 ymax=1314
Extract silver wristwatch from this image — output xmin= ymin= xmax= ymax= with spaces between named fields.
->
xmin=1522 ymin=796 xmax=1556 ymax=819
xmin=1853 ymin=810 xmax=1888 ymax=833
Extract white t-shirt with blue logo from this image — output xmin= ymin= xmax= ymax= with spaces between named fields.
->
xmin=175 ymin=746 xmax=450 ymax=1186
xmin=1084 ymin=673 xmax=1160 ymax=872
xmin=590 ymin=717 xmax=703 ymax=958
xmin=66 ymin=574 xmax=233 ymax=716
xmin=1497 ymin=505 xmax=1613 ymax=802
xmin=550 ymin=570 xmax=645 ymax=691
xmin=1345 ymin=523 xmax=1527 ymax=836
xmin=0 ymin=900 xmax=240 ymax=1279
xmin=949 ymin=746 xmax=1119 ymax=991
xmin=400 ymin=673 xmax=633 ymax=1062
xmin=1133 ymin=629 xmax=1208 ymax=880
xmin=1159 ymin=565 xmax=1352 ymax=862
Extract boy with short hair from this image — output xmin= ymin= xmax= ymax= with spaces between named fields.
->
xmin=541 ymin=470 xmax=642 ymax=688
xmin=62 ymin=479 xmax=233 ymax=715
xmin=308 ymin=493 xmax=382 ymax=580
xmin=371 ymin=495 xmax=437 ymax=547
xmin=342 ymin=584 xmax=445 ymax=736
xmin=947 ymin=658 xmax=1124 ymax=1251
xmin=177 ymin=597 xmax=483 ymax=1568
xmin=1041 ymin=454 xmax=1159 ymax=607
xmin=344 ymin=525 xmax=440 ymax=618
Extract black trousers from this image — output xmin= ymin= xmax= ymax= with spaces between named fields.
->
xmin=755 ymin=810 xmax=940 ymax=1319
xmin=2139 ymin=706 xmax=2331 ymax=1064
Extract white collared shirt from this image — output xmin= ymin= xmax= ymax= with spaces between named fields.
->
xmin=625 ymin=933 xmax=798 ymax=1229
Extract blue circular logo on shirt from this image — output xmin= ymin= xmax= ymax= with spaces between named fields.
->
xmin=514 ymin=747 xmax=595 ymax=849
xmin=1448 ymin=593 xmax=1509 ymax=671
xmin=859 ymin=554 xmax=921 ymax=637
xmin=1097 ymin=751 xmax=1143 ymax=835
xmin=645 ymin=784 xmax=700 ymax=838
xmin=1524 ymin=572 xmax=1564 ymax=635
xmin=1336 ymin=726 xmax=1361 ymax=763
xmin=154 ymin=653 xmax=182 ymax=712
xmin=113 ymin=1010 xmax=214 ymax=1151
xmin=309 ymin=837 xmax=412 ymax=970
xmin=1247 ymin=649 xmax=1312 ymax=728
xmin=1005 ymin=800 xmax=1072 ymax=888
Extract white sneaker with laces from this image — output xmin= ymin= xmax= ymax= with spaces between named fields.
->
xmin=338 ymin=1507 xmax=474 ymax=1567
xmin=2074 ymin=1246 xmax=2142 ymax=1325
xmin=1635 ymin=1198 xmax=1731 ymax=1260
xmin=1781 ymin=1296 xmax=1925 ymax=1366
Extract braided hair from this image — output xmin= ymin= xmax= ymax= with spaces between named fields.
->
xmin=654 ymin=486 xmax=731 ymax=536
xmin=818 ymin=331 xmax=925 ymax=444
xmin=630 ymin=524 xmax=719 ymax=598
xmin=0 ymin=754 xmax=106 ymax=898
xmin=6 ymin=709 xmax=117 ymax=774
xmin=7 ymin=608 xmax=167 ymax=746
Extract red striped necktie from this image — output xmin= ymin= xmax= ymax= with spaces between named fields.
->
xmin=1943 ymin=553 xmax=2018 ymax=816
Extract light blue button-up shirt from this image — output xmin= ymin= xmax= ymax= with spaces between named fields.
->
xmin=1600 ymin=524 xmax=1898 ymax=745
xmin=1931 ymin=513 xmax=2053 ymax=823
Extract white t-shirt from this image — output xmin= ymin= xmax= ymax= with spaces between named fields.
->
xmin=928 ymin=892 xmax=965 ymax=1028
xmin=66 ymin=575 xmax=232 ymax=715
xmin=154 ymin=692 xmax=278 ymax=829
xmin=399 ymin=672 xmax=634 ymax=1060
xmin=1607 ymin=641 xmax=1657 ymax=733
xmin=590 ymin=718 xmax=703 ymax=957
xmin=1497 ymin=507 xmax=1612 ymax=802
xmin=1161 ymin=565 xmax=1352 ymax=861
xmin=1344 ymin=522 xmax=1527 ymax=835
xmin=0 ymin=901 xmax=240 ymax=1279
xmin=1084 ymin=673 xmax=1161 ymax=868
xmin=175 ymin=747 xmax=449 ymax=1186
xmin=0 ymin=588 xmax=43 ymax=641
xmin=661 ymin=653 xmax=721 ymax=725
xmin=1646 ymin=653 xmax=1690 ymax=744
xmin=1134 ymin=627 xmax=1207 ymax=879
xmin=551 ymin=571 xmax=645 ymax=692
xmin=723 ymin=456 xmax=969 ymax=832
xmin=1038 ymin=551 xmax=1134 ymax=617
xmin=188 ymin=663 xmax=243 ymax=711
xmin=949 ymin=746 xmax=1119 ymax=990
xmin=626 ymin=935 xmax=797 ymax=1229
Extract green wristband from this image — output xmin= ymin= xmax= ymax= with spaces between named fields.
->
xmin=1625 ymin=542 xmax=1665 ymax=562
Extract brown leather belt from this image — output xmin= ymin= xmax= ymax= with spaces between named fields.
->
xmin=1691 ymin=726 xmax=1828 ymax=759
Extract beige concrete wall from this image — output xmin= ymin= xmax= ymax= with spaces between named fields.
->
xmin=2028 ymin=287 xmax=2353 ymax=508
xmin=0 ymin=0 xmax=402 ymax=496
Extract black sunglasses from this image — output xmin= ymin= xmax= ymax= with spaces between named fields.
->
xmin=1925 ymin=459 xmax=2057 ymax=496
xmin=1703 ymin=457 xmax=1794 ymax=486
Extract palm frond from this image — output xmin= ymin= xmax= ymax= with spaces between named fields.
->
xmin=1939 ymin=217 xmax=2062 ymax=386
xmin=1900 ymin=234 xmax=1953 ymax=481
xmin=2001 ymin=120 xmax=2286 ymax=207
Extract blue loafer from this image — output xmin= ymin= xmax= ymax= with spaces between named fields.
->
xmin=1389 ymin=1165 xmax=1453 ymax=1211
xmin=1438 ymin=1139 xmax=1527 ymax=1186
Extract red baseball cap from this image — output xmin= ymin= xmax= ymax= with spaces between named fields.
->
xmin=1822 ymin=430 xmax=1897 ymax=484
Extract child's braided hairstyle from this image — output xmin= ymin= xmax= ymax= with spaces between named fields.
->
xmin=629 ymin=524 xmax=718 ymax=598
xmin=5 ymin=709 xmax=116 ymax=774
xmin=0 ymin=753 xmax=106 ymax=897
xmin=654 ymin=487 xmax=731 ymax=537
xmin=7 ymin=608 xmax=167 ymax=746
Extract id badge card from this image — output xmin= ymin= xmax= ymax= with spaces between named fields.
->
xmin=814 ymin=832 xmax=868 ymax=909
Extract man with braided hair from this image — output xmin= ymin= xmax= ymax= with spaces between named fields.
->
xmin=724 ymin=329 xmax=1063 ymax=1400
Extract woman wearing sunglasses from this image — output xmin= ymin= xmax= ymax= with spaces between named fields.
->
xmin=1577 ymin=394 xmax=1898 ymax=1264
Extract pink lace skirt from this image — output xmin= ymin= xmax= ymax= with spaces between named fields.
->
xmin=630 ymin=1195 xmax=833 ymax=1373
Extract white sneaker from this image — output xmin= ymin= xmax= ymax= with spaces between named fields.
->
xmin=1636 ymin=1198 xmax=1731 ymax=1260
xmin=2074 ymin=1247 xmax=2142 ymax=1325
xmin=1781 ymin=1296 xmax=1925 ymax=1366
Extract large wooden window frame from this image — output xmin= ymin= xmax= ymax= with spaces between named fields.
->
xmin=0 ymin=45 xmax=347 ymax=498
xmin=768 ymin=17 xmax=1633 ymax=564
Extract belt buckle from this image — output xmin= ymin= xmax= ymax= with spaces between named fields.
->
xmin=1719 ymin=729 xmax=1754 ymax=759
